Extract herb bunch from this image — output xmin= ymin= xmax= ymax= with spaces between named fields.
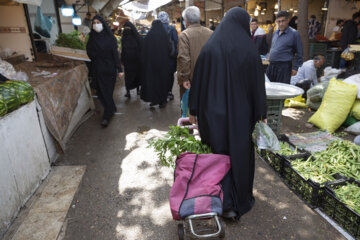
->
xmin=149 ymin=126 xmax=212 ymax=168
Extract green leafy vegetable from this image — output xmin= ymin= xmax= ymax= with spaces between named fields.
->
xmin=148 ymin=126 xmax=212 ymax=168
xmin=333 ymin=182 xmax=360 ymax=214
xmin=55 ymin=31 xmax=88 ymax=50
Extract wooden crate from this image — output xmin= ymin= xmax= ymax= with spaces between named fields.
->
xmin=50 ymin=46 xmax=90 ymax=62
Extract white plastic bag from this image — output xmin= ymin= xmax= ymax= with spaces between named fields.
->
xmin=252 ymin=122 xmax=280 ymax=151
xmin=343 ymin=74 xmax=360 ymax=99
xmin=345 ymin=122 xmax=360 ymax=135
xmin=0 ymin=59 xmax=16 ymax=79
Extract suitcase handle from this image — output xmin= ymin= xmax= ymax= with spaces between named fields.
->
xmin=177 ymin=117 xmax=198 ymax=130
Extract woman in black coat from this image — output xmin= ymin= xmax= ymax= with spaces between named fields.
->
xmin=140 ymin=20 xmax=171 ymax=109
xmin=121 ymin=21 xmax=142 ymax=98
xmin=87 ymin=15 xmax=123 ymax=127
xmin=189 ymin=7 xmax=267 ymax=220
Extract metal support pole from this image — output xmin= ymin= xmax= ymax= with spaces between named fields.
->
xmin=221 ymin=0 xmax=224 ymax=18
xmin=204 ymin=0 xmax=207 ymax=25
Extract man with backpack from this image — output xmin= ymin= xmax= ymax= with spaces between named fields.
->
xmin=158 ymin=11 xmax=178 ymax=101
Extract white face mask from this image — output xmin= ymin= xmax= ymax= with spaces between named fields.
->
xmin=93 ymin=23 xmax=103 ymax=33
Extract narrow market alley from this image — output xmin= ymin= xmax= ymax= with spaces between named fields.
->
xmin=4 ymin=81 xmax=347 ymax=240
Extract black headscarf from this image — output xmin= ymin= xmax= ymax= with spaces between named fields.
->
xmin=140 ymin=20 xmax=171 ymax=104
xmin=289 ymin=16 xmax=298 ymax=30
xmin=121 ymin=21 xmax=142 ymax=61
xmin=189 ymin=7 xmax=267 ymax=218
xmin=87 ymin=15 xmax=117 ymax=58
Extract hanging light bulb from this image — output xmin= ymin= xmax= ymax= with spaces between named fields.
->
xmin=72 ymin=14 xmax=82 ymax=26
xmin=275 ymin=3 xmax=279 ymax=9
xmin=289 ymin=8 xmax=293 ymax=12
xmin=254 ymin=8 xmax=259 ymax=17
xmin=113 ymin=21 xmax=119 ymax=26
xmin=261 ymin=11 xmax=265 ymax=15
xmin=322 ymin=1 xmax=328 ymax=11
xmin=61 ymin=4 xmax=74 ymax=17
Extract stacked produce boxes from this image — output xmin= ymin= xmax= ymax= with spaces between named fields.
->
xmin=257 ymin=137 xmax=360 ymax=239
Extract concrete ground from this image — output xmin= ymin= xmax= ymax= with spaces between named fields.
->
xmin=46 ymin=80 xmax=346 ymax=239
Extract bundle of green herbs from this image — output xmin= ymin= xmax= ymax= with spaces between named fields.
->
xmin=149 ymin=126 xmax=212 ymax=168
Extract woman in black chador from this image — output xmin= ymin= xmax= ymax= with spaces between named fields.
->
xmin=121 ymin=21 xmax=142 ymax=98
xmin=189 ymin=7 xmax=267 ymax=220
xmin=140 ymin=20 xmax=171 ymax=109
xmin=87 ymin=15 xmax=123 ymax=127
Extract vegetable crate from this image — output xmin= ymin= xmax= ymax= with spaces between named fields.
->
xmin=258 ymin=135 xmax=310 ymax=177
xmin=319 ymin=179 xmax=360 ymax=239
xmin=266 ymin=99 xmax=283 ymax=135
xmin=282 ymin=158 xmax=324 ymax=208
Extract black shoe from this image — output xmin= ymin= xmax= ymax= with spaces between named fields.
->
xmin=168 ymin=93 xmax=174 ymax=101
xmin=222 ymin=210 xmax=238 ymax=221
xmin=101 ymin=119 xmax=109 ymax=127
xmin=125 ymin=93 xmax=131 ymax=98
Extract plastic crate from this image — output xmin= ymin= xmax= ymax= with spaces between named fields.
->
xmin=282 ymin=158 xmax=324 ymax=208
xmin=320 ymin=179 xmax=360 ymax=239
xmin=258 ymin=135 xmax=310 ymax=176
xmin=309 ymin=43 xmax=327 ymax=59
xmin=266 ymin=99 xmax=283 ymax=135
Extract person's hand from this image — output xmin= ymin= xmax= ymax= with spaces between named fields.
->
xmin=291 ymin=70 xmax=297 ymax=76
xmin=189 ymin=114 xmax=197 ymax=125
xmin=118 ymin=72 xmax=124 ymax=79
xmin=183 ymin=81 xmax=191 ymax=89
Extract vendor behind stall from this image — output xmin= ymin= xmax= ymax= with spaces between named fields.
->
xmin=290 ymin=55 xmax=325 ymax=95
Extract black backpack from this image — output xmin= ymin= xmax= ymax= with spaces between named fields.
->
xmin=167 ymin=27 xmax=177 ymax=58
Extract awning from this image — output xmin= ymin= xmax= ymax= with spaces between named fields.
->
xmin=120 ymin=0 xmax=172 ymax=13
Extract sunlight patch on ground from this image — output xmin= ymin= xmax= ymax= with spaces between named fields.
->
xmin=282 ymin=108 xmax=306 ymax=120
xmin=116 ymin=129 xmax=174 ymax=239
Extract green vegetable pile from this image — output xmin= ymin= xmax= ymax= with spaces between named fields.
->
xmin=276 ymin=142 xmax=298 ymax=156
xmin=55 ymin=31 xmax=89 ymax=50
xmin=332 ymin=182 xmax=360 ymax=214
xmin=149 ymin=126 xmax=212 ymax=168
xmin=291 ymin=140 xmax=360 ymax=184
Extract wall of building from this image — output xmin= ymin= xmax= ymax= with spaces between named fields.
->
xmin=0 ymin=4 xmax=34 ymax=61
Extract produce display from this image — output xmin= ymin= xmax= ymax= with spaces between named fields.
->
xmin=277 ymin=141 xmax=298 ymax=156
xmin=0 ymin=80 xmax=34 ymax=116
xmin=149 ymin=126 xmax=212 ymax=168
xmin=0 ymin=83 xmax=20 ymax=113
xmin=5 ymin=80 xmax=34 ymax=104
xmin=0 ymin=96 xmax=7 ymax=116
xmin=291 ymin=140 xmax=360 ymax=184
xmin=55 ymin=31 xmax=89 ymax=50
xmin=332 ymin=182 xmax=360 ymax=214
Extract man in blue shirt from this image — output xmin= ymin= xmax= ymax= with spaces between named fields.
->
xmin=266 ymin=11 xmax=303 ymax=84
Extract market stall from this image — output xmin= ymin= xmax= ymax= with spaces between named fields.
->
xmin=14 ymin=55 xmax=95 ymax=151
xmin=0 ymin=2 xmax=95 ymax=236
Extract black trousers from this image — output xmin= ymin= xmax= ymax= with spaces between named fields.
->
xmin=266 ymin=61 xmax=292 ymax=84
xmin=94 ymin=73 xmax=116 ymax=121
